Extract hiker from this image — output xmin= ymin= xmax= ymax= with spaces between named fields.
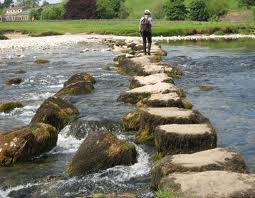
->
xmin=139 ymin=9 xmax=152 ymax=55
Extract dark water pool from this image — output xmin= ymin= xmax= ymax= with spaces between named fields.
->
xmin=163 ymin=40 xmax=255 ymax=172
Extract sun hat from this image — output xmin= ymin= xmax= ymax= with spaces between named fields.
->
xmin=144 ymin=10 xmax=151 ymax=15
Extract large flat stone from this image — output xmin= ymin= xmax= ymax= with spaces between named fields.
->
xmin=129 ymin=73 xmax=173 ymax=89
xmin=151 ymin=148 xmax=246 ymax=189
xmin=155 ymin=124 xmax=217 ymax=154
xmin=159 ymin=171 xmax=255 ymax=198
xmin=118 ymin=83 xmax=181 ymax=104
xmin=134 ymin=107 xmax=209 ymax=145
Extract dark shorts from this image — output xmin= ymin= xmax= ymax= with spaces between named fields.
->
xmin=142 ymin=31 xmax=152 ymax=43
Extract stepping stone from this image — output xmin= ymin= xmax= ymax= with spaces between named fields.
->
xmin=151 ymin=148 xmax=246 ymax=189
xmin=135 ymin=107 xmax=209 ymax=145
xmin=118 ymin=83 xmax=182 ymax=104
xmin=141 ymin=93 xmax=183 ymax=108
xmin=129 ymin=73 xmax=173 ymax=89
xmin=155 ymin=124 xmax=217 ymax=154
xmin=158 ymin=171 xmax=255 ymax=198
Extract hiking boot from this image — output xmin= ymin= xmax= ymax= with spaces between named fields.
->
xmin=148 ymin=43 xmax=151 ymax=55
xmin=143 ymin=43 xmax=147 ymax=55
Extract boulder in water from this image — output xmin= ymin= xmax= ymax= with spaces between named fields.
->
xmin=199 ymin=85 xmax=214 ymax=92
xmin=63 ymin=73 xmax=96 ymax=87
xmin=34 ymin=59 xmax=50 ymax=64
xmin=0 ymin=101 xmax=24 ymax=113
xmin=5 ymin=78 xmax=23 ymax=85
xmin=65 ymin=131 xmax=137 ymax=176
xmin=0 ymin=123 xmax=58 ymax=166
xmin=31 ymin=96 xmax=79 ymax=131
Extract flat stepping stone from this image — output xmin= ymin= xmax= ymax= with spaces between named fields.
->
xmin=151 ymin=148 xmax=246 ymax=189
xmin=129 ymin=73 xmax=173 ymax=89
xmin=158 ymin=171 xmax=255 ymax=198
xmin=135 ymin=107 xmax=209 ymax=145
xmin=142 ymin=93 xmax=184 ymax=108
xmin=155 ymin=124 xmax=217 ymax=154
xmin=118 ymin=82 xmax=181 ymax=104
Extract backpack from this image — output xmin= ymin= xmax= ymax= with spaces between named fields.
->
xmin=141 ymin=17 xmax=151 ymax=32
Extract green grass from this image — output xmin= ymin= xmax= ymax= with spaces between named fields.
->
xmin=0 ymin=20 xmax=254 ymax=36
xmin=156 ymin=189 xmax=185 ymax=198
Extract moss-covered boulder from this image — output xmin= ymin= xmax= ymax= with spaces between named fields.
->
xmin=199 ymin=85 xmax=214 ymax=92
xmin=31 ymin=96 xmax=79 ymax=131
xmin=0 ymin=102 xmax=24 ymax=113
xmin=135 ymin=107 xmax=209 ymax=145
xmin=155 ymin=124 xmax=217 ymax=155
xmin=65 ymin=131 xmax=137 ymax=176
xmin=63 ymin=73 xmax=96 ymax=87
xmin=55 ymin=81 xmax=94 ymax=98
xmin=34 ymin=59 xmax=50 ymax=64
xmin=151 ymin=148 xmax=247 ymax=189
xmin=158 ymin=171 xmax=255 ymax=198
xmin=121 ymin=111 xmax=141 ymax=131
xmin=0 ymin=123 xmax=58 ymax=166
xmin=5 ymin=78 xmax=23 ymax=85
xmin=15 ymin=70 xmax=27 ymax=74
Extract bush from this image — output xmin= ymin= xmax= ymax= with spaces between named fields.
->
xmin=64 ymin=0 xmax=96 ymax=19
xmin=41 ymin=4 xmax=64 ymax=20
xmin=152 ymin=1 xmax=165 ymax=19
xmin=189 ymin=0 xmax=209 ymax=21
xmin=118 ymin=2 xmax=129 ymax=19
xmin=164 ymin=0 xmax=187 ymax=20
xmin=239 ymin=0 xmax=255 ymax=7
xmin=29 ymin=8 xmax=42 ymax=20
xmin=206 ymin=0 xmax=228 ymax=20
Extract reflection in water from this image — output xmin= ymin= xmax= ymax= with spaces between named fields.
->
xmin=163 ymin=40 xmax=255 ymax=172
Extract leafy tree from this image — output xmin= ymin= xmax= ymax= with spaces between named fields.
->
xmin=29 ymin=7 xmax=42 ymax=20
xmin=41 ymin=4 xmax=64 ymax=20
xmin=239 ymin=0 xmax=255 ymax=7
xmin=16 ymin=0 xmax=40 ymax=7
xmin=164 ymin=0 xmax=187 ymax=20
xmin=96 ymin=0 xmax=115 ymax=19
xmin=3 ymin=0 xmax=13 ymax=8
xmin=64 ymin=0 xmax=97 ymax=19
xmin=206 ymin=0 xmax=228 ymax=20
xmin=189 ymin=0 xmax=209 ymax=21
xmin=118 ymin=1 xmax=129 ymax=19
xmin=152 ymin=1 xmax=165 ymax=19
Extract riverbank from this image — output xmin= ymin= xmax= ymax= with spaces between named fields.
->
xmin=0 ymin=20 xmax=254 ymax=37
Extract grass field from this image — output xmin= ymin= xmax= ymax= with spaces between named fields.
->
xmin=0 ymin=20 xmax=254 ymax=37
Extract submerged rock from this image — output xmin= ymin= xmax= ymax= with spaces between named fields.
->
xmin=63 ymin=73 xmax=96 ymax=87
xmin=135 ymin=107 xmax=209 ymax=145
xmin=151 ymin=148 xmax=247 ymax=189
xmin=155 ymin=124 xmax=217 ymax=155
xmin=199 ymin=85 xmax=214 ymax=92
xmin=0 ymin=123 xmax=58 ymax=166
xmin=0 ymin=101 xmax=24 ymax=113
xmin=158 ymin=171 xmax=255 ymax=198
xmin=34 ymin=59 xmax=50 ymax=64
xmin=65 ymin=131 xmax=137 ymax=176
xmin=31 ymin=96 xmax=79 ymax=131
xmin=5 ymin=77 xmax=23 ymax=85
xmin=118 ymin=82 xmax=182 ymax=105
xmin=15 ymin=70 xmax=27 ymax=74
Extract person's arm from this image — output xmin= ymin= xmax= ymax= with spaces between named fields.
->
xmin=139 ymin=17 xmax=143 ymax=32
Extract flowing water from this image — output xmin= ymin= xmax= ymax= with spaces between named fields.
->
xmin=163 ymin=39 xmax=255 ymax=172
xmin=0 ymin=43 xmax=153 ymax=198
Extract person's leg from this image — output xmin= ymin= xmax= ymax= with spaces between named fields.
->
xmin=142 ymin=32 xmax=147 ymax=55
xmin=148 ymin=32 xmax=152 ymax=55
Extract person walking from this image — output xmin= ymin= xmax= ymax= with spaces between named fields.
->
xmin=139 ymin=10 xmax=152 ymax=55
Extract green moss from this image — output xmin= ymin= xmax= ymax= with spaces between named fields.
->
xmin=152 ymin=152 xmax=164 ymax=163
xmin=92 ymin=193 xmax=105 ymax=198
xmin=0 ymin=102 xmax=24 ymax=113
xmin=135 ymin=126 xmax=154 ymax=145
xmin=156 ymin=189 xmax=185 ymax=198
xmin=116 ymin=68 xmax=126 ymax=75
xmin=102 ymin=65 xmax=111 ymax=71
xmin=64 ymin=162 xmax=73 ymax=177
xmin=199 ymin=85 xmax=214 ymax=91
xmin=181 ymin=99 xmax=193 ymax=109
xmin=5 ymin=78 xmax=23 ymax=85
xmin=15 ymin=70 xmax=27 ymax=74
xmin=34 ymin=59 xmax=50 ymax=64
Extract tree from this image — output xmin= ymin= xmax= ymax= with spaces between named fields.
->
xmin=118 ymin=1 xmax=129 ymax=19
xmin=164 ymin=0 xmax=187 ymax=20
xmin=29 ymin=7 xmax=42 ymax=20
xmin=96 ymin=0 xmax=115 ymax=19
xmin=64 ymin=0 xmax=97 ymax=19
xmin=3 ymin=0 xmax=13 ymax=8
xmin=16 ymin=0 xmax=40 ymax=7
xmin=41 ymin=4 xmax=64 ymax=20
xmin=239 ymin=0 xmax=255 ymax=7
xmin=206 ymin=0 xmax=228 ymax=20
xmin=152 ymin=1 xmax=165 ymax=19
xmin=189 ymin=0 xmax=209 ymax=21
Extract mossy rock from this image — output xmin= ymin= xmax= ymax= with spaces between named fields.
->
xmin=65 ymin=131 xmax=137 ymax=176
xmin=15 ymin=70 xmax=27 ymax=74
xmin=5 ymin=78 xmax=23 ymax=85
xmin=116 ymin=68 xmax=127 ymax=75
xmin=0 ymin=123 xmax=58 ymax=166
xmin=34 ymin=59 xmax=50 ymax=64
xmin=134 ymin=125 xmax=154 ymax=146
xmin=64 ymin=73 xmax=96 ymax=87
xmin=0 ymin=102 xmax=24 ymax=113
xmin=55 ymin=81 xmax=94 ymax=98
xmin=181 ymin=99 xmax=193 ymax=109
xmin=121 ymin=111 xmax=141 ymax=131
xmin=102 ymin=65 xmax=111 ymax=71
xmin=31 ymin=96 xmax=79 ymax=131
xmin=199 ymin=85 xmax=214 ymax=92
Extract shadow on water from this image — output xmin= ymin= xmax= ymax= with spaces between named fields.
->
xmin=162 ymin=39 xmax=255 ymax=172
xmin=0 ymin=44 xmax=153 ymax=197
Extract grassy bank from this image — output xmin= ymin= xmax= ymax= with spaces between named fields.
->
xmin=0 ymin=20 xmax=254 ymax=36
